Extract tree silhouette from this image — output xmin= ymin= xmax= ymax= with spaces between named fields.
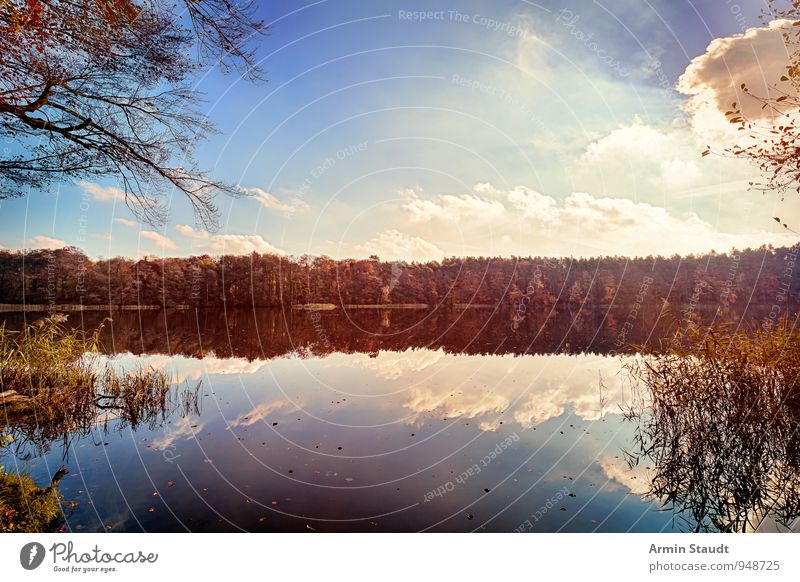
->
xmin=0 ymin=0 xmax=265 ymax=228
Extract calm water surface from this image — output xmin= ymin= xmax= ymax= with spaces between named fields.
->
xmin=0 ymin=306 xmax=778 ymax=532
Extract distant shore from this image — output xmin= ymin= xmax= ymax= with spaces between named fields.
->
xmin=0 ymin=304 xmax=162 ymax=313
xmin=0 ymin=301 xmax=771 ymax=314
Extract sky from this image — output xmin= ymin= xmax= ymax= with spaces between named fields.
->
xmin=1 ymin=0 xmax=798 ymax=260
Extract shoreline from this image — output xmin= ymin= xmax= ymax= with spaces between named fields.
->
xmin=0 ymin=301 xmax=779 ymax=314
xmin=0 ymin=304 xmax=162 ymax=313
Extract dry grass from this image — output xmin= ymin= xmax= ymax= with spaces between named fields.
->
xmin=1 ymin=315 xmax=198 ymax=449
xmin=625 ymin=317 xmax=800 ymax=532
xmin=1 ymin=316 xmax=201 ymax=531
xmin=0 ymin=466 xmax=68 ymax=533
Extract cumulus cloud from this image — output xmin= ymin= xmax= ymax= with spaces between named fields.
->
xmin=140 ymin=230 xmax=177 ymax=251
xmin=579 ymin=118 xmax=706 ymax=193
xmin=403 ymin=190 xmax=506 ymax=223
xmin=111 ymin=353 xmax=268 ymax=383
xmin=150 ymin=417 xmax=202 ymax=451
xmin=243 ymin=187 xmax=310 ymax=215
xmin=405 ymin=385 xmax=509 ymax=425
xmin=206 ymin=234 xmax=284 ymax=255
xmin=176 ymin=224 xmax=284 ymax=256
xmin=175 ymin=224 xmax=207 ymax=238
xmin=78 ymin=181 xmax=126 ymax=202
xmin=393 ymin=183 xmax=793 ymax=258
xmin=598 ymin=454 xmax=651 ymax=496
xmin=356 ymin=229 xmax=444 ymax=262
xmin=507 ymin=186 xmax=560 ymax=224
xmin=396 ymin=352 xmax=630 ymax=429
xmin=677 ymin=20 xmax=793 ymax=139
xmin=26 ymin=235 xmax=68 ymax=250
xmin=570 ymin=116 xmax=799 ymax=237
xmin=114 ymin=218 xmax=138 ymax=228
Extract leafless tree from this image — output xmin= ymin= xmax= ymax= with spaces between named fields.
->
xmin=0 ymin=0 xmax=266 ymax=228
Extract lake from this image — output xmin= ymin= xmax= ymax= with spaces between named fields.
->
xmin=1 ymin=305 xmax=792 ymax=532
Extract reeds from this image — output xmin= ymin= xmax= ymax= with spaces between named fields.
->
xmin=625 ymin=316 xmax=800 ymax=532
xmin=1 ymin=314 xmax=199 ymax=453
xmin=1 ymin=315 xmax=201 ymax=531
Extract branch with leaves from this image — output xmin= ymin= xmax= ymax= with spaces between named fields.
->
xmin=702 ymin=4 xmax=800 ymax=229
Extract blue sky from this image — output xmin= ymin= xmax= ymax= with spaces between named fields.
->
xmin=2 ymin=0 xmax=795 ymax=259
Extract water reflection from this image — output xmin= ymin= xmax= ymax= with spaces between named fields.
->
xmin=2 ymin=368 xmax=200 ymax=459
xmin=0 ymin=304 xmax=692 ymax=359
xmin=624 ymin=324 xmax=800 ymax=533
xmin=1 ymin=305 xmax=796 ymax=532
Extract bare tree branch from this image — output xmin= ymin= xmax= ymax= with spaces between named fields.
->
xmin=0 ymin=0 xmax=266 ymax=228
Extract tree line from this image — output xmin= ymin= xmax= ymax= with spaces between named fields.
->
xmin=0 ymin=245 xmax=797 ymax=312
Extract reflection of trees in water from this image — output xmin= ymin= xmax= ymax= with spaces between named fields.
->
xmin=625 ymin=320 xmax=800 ymax=532
xmin=1 ymin=304 xmax=772 ymax=361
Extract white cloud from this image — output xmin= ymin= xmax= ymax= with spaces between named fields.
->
xmin=403 ymin=190 xmax=506 ymax=223
xmin=405 ymin=385 xmax=510 ymax=424
xmin=677 ymin=19 xmax=793 ymax=140
xmin=175 ymin=224 xmax=207 ymax=239
xmin=206 ymin=234 xmax=283 ymax=255
xmin=356 ymin=230 xmax=444 ymax=262
xmin=176 ymin=224 xmax=284 ymax=256
xmin=243 ymin=187 xmax=310 ymax=215
xmin=507 ymin=186 xmax=560 ymax=224
xmin=598 ymin=454 xmax=651 ymax=496
xmin=26 ymin=235 xmax=68 ymax=250
xmin=111 ymin=353 xmax=268 ymax=383
xmin=78 ymin=181 xmax=126 ymax=202
xmin=391 ymin=183 xmax=794 ymax=258
xmin=150 ymin=417 xmax=202 ymax=451
xmin=579 ymin=118 xmax=707 ymax=193
xmin=140 ymin=230 xmax=177 ymax=251
xmin=114 ymin=218 xmax=138 ymax=228
xmin=389 ymin=351 xmax=634 ymax=429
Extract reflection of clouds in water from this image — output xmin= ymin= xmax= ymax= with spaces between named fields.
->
xmin=104 ymin=350 xmax=635 ymax=433
xmin=150 ymin=416 xmax=202 ymax=451
xmin=107 ymin=353 xmax=268 ymax=383
xmin=342 ymin=348 xmax=445 ymax=380
xmin=226 ymin=399 xmax=292 ymax=429
xmin=512 ymin=356 xmax=633 ymax=427
xmin=400 ymin=354 xmax=633 ymax=429
xmin=598 ymin=454 xmax=651 ymax=496
xmin=405 ymin=388 xmax=509 ymax=425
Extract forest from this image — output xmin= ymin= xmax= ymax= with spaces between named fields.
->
xmin=0 ymin=244 xmax=797 ymax=313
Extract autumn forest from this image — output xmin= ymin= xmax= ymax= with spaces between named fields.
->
xmin=0 ymin=244 xmax=797 ymax=314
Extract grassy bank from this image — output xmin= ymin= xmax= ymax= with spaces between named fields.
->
xmin=1 ymin=316 xmax=200 ymax=531
xmin=0 ymin=314 xmax=169 ymax=413
xmin=0 ymin=465 xmax=68 ymax=533
xmin=1 ymin=315 xmax=199 ymax=439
